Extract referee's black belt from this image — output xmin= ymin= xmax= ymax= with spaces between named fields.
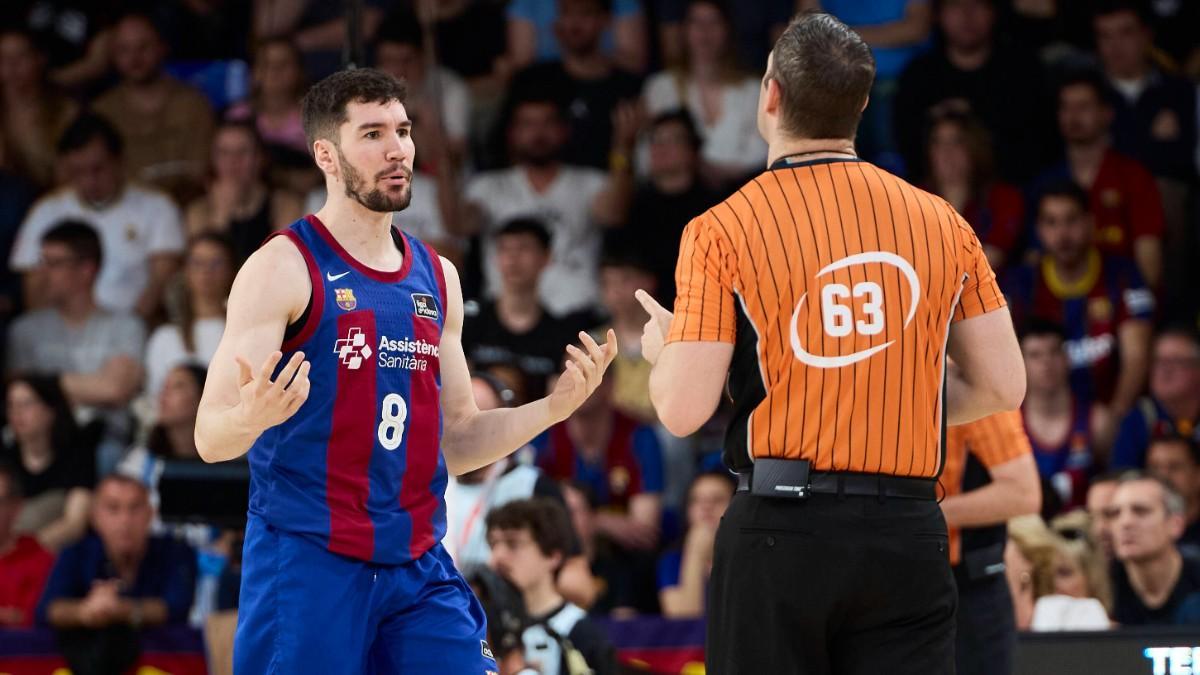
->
xmin=735 ymin=458 xmax=936 ymax=501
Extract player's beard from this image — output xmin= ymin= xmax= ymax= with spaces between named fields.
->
xmin=337 ymin=147 xmax=412 ymax=213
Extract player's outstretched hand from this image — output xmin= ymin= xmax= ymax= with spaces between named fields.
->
xmin=234 ymin=351 xmax=311 ymax=432
xmin=549 ymin=330 xmax=618 ymax=422
xmin=635 ymin=289 xmax=673 ymax=365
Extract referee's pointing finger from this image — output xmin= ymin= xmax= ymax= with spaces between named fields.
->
xmin=635 ymin=289 xmax=669 ymax=318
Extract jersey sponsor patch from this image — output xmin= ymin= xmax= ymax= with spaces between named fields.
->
xmin=413 ymin=293 xmax=439 ymax=320
xmin=334 ymin=326 xmax=373 ymax=369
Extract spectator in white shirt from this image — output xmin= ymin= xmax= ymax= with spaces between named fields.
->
xmin=9 ymin=114 xmax=184 ymax=321
xmin=641 ymin=0 xmax=767 ymax=187
xmin=143 ymin=235 xmax=234 ymax=400
xmin=465 ymin=94 xmax=634 ymax=315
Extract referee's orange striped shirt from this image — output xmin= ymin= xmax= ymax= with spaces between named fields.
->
xmin=665 ymin=157 xmax=1006 ymax=479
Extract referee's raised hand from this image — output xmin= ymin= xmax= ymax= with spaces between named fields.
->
xmin=635 ymin=289 xmax=672 ymax=365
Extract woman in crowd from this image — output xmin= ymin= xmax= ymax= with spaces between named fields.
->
xmin=226 ymin=38 xmax=308 ymax=156
xmin=144 ymin=234 xmax=235 ymax=400
xmin=657 ymin=471 xmax=735 ymax=618
xmin=0 ymin=376 xmax=92 ymax=552
xmin=641 ymin=0 xmax=766 ymax=187
xmin=0 ymin=30 xmax=78 ymax=187
xmin=184 ymin=123 xmax=303 ymax=263
xmin=924 ymin=109 xmax=1025 ymax=272
xmin=1008 ymin=514 xmax=1111 ymax=631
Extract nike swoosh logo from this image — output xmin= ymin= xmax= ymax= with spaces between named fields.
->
xmin=326 ymin=271 xmax=350 ymax=281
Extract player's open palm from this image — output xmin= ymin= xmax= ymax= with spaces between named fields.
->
xmin=549 ymin=330 xmax=618 ymax=421
xmin=235 ymin=351 xmax=311 ymax=432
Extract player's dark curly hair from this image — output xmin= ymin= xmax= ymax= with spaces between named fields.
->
xmin=300 ymin=68 xmax=407 ymax=153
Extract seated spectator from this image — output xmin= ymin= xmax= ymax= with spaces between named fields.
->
xmin=144 ymin=235 xmax=233 ymax=400
xmin=486 ymin=498 xmax=618 ymax=675
xmin=893 ymin=0 xmax=1053 ymax=182
xmin=507 ymin=0 xmax=643 ymax=170
xmin=641 ymin=0 xmax=767 ymax=186
xmin=1111 ymin=327 xmax=1200 ymax=468
xmin=0 ymin=29 xmax=78 ymax=188
xmin=374 ymin=11 xmax=471 ymax=166
xmin=1106 ymin=472 xmax=1200 ymax=626
xmin=185 ymin=122 xmax=303 ymax=264
xmin=1010 ymin=514 xmax=1112 ymax=631
xmin=561 ymin=479 xmax=657 ymax=615
xmin=1004 ymin=181 xmax=1153 ymax=416
xmin=36 ymin=474 xmax=196 ymax=675
xmin=1144 ymin=437 xmax=1200 ymax=553
xmin=657 ymin=470 xmax=734 ymax=618
xmin=465 ymin=94 xmax=632 ymax=315
xmin=463 ymin=219 xmax=577 ymax=401
xmin=612 ymin=109 xmax=717 ymax=303
xmin=0 ymin=461 xmax=54 ymax=628
xmin=7 ymin=221 xmax=146 ymax=471
xmin=10 ymin=114 xmax=185 ymax=319
xmin=1035 ymin=71 xmax=1165 ymax=288
xmin=444 ymin=373 xmax=596 ymax=608
xmin=507 ymin=0 xmax=647 ymax=74
xmin=537 ymin=372 xmax=663 ymax=551
xmin=923 ymin=110 xmax=1024 ymax=272
xmin=1086 ymin=472 xmax=1122 ymax=560
xmin=92 ymin=13 xmax=215 ymax=204
xmin=225 ymin=38 xmax=311 ymax=164
xmin=1048 ymin=510 xmax=1114 ymax=615
xmin=121 ymin=365 xmax=207 ymax=479
xmin=1020 ymin=319 xmax=1108 ymax=508
xmin=1005 ymin=514 xmax=1056 ymax=630
xmin=252 ymin=0 xmax=388 ymax=81
xmin=597 ymin=250 xmax=658 ymax=422
xmin=0 ymin=376 xmax=92 ymax=552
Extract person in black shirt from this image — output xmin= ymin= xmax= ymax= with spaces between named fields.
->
xmin=1107 ymin=472 xmax=1200 ymax=625
xmin=487 ymin=498 xmax=618 ymax=675
xmin=609 ymin=110 xmax=717 ymax=304
xmin=462 ymin=218 xmax=575 ymax=401
xmin=1 ymin=375 xmax=93 ymax=552
xmin=507 ymin=0 xmax=643 ymax=170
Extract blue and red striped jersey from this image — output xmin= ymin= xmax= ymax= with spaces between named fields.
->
xmin=247 ymin=215 xmax=448 ymax=564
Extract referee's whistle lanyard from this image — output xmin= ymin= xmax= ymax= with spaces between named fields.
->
xmin=769 ymin=150 xmax=859 ymax=170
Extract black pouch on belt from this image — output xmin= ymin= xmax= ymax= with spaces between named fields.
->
xmin=750 ymin=458 xmax=812 ymax=499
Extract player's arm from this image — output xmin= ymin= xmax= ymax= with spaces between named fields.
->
xmin=438 ymin=258 xmax=616 ymax=476
xmin=940 ymin=413 xmax=1041 ymax=528
xmin=945 ymin=308 xmax=1026 ymax=425
xmin=194 ymin=237 xmax=312 ymax=463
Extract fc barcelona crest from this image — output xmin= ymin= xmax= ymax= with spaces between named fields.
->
xmin=335 ymin=288 xmax=357 ymax=311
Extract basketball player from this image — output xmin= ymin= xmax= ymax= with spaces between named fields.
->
xmin=194 ymin=68 xmax=617 ymax=674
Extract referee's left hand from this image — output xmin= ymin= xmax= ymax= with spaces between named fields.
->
xmin=635 ymin=289 xmax=673 ymax=365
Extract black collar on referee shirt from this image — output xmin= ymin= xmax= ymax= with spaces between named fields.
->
xmin=769 ymin=151 xmax=861 ymax=170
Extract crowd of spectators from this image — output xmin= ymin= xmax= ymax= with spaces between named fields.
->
xmin=0 ymin=0 xmax=1198 ymax=672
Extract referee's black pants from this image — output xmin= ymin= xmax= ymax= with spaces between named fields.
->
xmin=953 ymin=568 xmax=1015 ymax=675
xmin=706 ymin=491 xmax=957 ymax=674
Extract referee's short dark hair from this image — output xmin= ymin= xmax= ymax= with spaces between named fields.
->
xmin=57 ymin=113 xmax=123 ymax=158
xmin=486 ymin=498 xmax=575 ymax=563
xmin=494 ymin=217 xmax=552 ymax=251
xmin=301 ymin=68 xmax=407 ymax=153
xmin=767 ymin=12 xmax=875 ymax=140
xmin=41 ymin=219 xmax=103 ymax=269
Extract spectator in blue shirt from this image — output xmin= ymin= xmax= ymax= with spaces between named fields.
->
xmin=1111 ymin=327 xmax=1200 ymax=469
xmin=508 ymin=0 xmax=649 ymax=74
xmin=36 ymin=474 xmax=195 ymax=675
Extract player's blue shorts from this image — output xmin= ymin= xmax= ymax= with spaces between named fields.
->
xmin=234 ymin=516 xmax=498 ymax=674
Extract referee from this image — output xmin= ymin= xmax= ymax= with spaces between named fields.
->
xmin=636 ymin=12 xmax=1025 ymax=674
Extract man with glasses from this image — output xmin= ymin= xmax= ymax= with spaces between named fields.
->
xmin=6 ymin=221 xmax=145 ymax=472
xmin=1112 ymin=327 xmax=1200 ymax=469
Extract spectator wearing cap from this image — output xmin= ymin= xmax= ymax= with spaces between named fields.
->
xmin=1111 ymin=327 xmax=1200 ymax=469
xmin=613 ymin=110 xmax=717 ymax=303
xmin=462 ymin=219 xmax=580 ymax=401
xmin=92 ymin=13 xmax=215 ymax=204
xmin=9 ymin=114 xmax=185 ymax=320
xmin=1003 ymin=181 xmax=1153 ymax=417
xmin=0 ymin=29 xmax=79 ymax=188
xmin=507 ymin=0 xmax=643 ymax=171
xmin=1035 ymin=71 xmax=1165 ymax=289
xmin=1106 ymin=472 xmax=1200 ymax=626
xmin=7 ymin=221 xmax=146 ymax=472
xmin=893 ymin=0 xmax=1054 ymax=182
xmin=37 ymin=474 xmax=196 ymax=674
xmin=0 ymin=461 xmax=55 ymax=628
xmin=1144 ymin=437 xmax=1200 ymax=554
xmin=465 ymin=94 xmax=633 ymax=314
